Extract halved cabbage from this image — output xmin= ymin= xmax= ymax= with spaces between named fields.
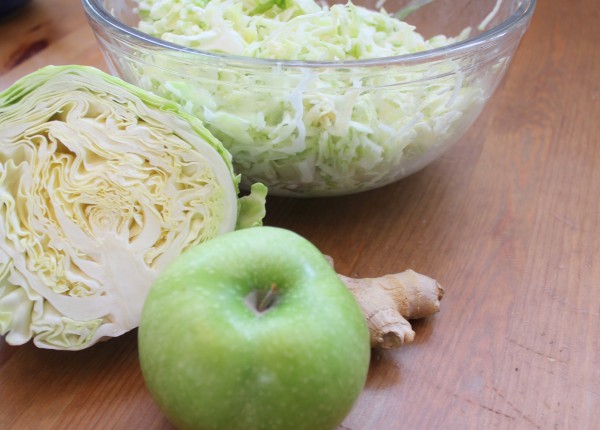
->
xmin=0 ymin=65 xmax=266 ymax=350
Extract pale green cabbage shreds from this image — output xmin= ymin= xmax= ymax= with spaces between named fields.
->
xmin=136 ymin=0 xmax=464 ymax=59
xmin=0 ymin=65 xmax=266 ymax=350
xmin=135 ymin=0 xmax=485 ymax=195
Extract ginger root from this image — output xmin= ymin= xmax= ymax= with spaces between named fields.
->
xmin=328 ymin=257 xmax=444 ymax=349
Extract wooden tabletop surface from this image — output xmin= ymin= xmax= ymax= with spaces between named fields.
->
xmin=1 ymin=0 xmax=599 ymax=429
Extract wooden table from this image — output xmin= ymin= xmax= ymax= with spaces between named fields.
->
xmin=1 ymin=0 xmax=599 ymax=428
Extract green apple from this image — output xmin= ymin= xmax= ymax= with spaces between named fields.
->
xmin=138 ymin=226 xmax=370 ymax=430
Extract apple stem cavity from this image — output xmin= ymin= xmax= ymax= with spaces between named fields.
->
xmin=245 ymin=283 xmax=280 ymax=315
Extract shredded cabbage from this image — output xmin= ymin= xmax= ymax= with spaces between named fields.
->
xmin=133 ymin=0 xmax=486 ymax=195
xmin=0 ymin=65 xmax=266 ymax=350
xmin=136 ymin=0 xmax=466 ymax=59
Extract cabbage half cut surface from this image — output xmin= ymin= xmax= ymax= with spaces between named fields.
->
xmin=0 ymin=65 xmax=264 ymax=350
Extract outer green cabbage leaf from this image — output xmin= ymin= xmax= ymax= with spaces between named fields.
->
xmin=0 ymin=65 xmax=265 ymax=350
xmin=236 ymin=183 xmax=268 ymax=229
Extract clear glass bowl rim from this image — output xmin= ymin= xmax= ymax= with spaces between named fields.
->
xmin=82 ymin=0 xmax=536 ymax=68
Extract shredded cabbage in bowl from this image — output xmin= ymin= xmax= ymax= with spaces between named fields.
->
xmin=133 ymin=0 xmax=488 ymax=195
xmin=136 ymin=0 xmax=469 ymax=60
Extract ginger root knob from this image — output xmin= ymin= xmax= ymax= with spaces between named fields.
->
xmin=337 ymin=267 xmax=444 ymax=349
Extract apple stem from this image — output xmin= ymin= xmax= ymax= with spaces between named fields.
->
xmin=257 ymin=283 xmax=279 ymax=313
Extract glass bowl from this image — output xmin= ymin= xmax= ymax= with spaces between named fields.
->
xmin=82 ymin=0 xmax=535 ymax=197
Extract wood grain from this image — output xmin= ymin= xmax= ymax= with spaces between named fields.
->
xmin=1 ymin=0 xmax=599 ymax=429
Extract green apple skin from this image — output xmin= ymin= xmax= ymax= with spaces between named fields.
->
xmin=138 ymin=226 xmax=370 ymax=430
